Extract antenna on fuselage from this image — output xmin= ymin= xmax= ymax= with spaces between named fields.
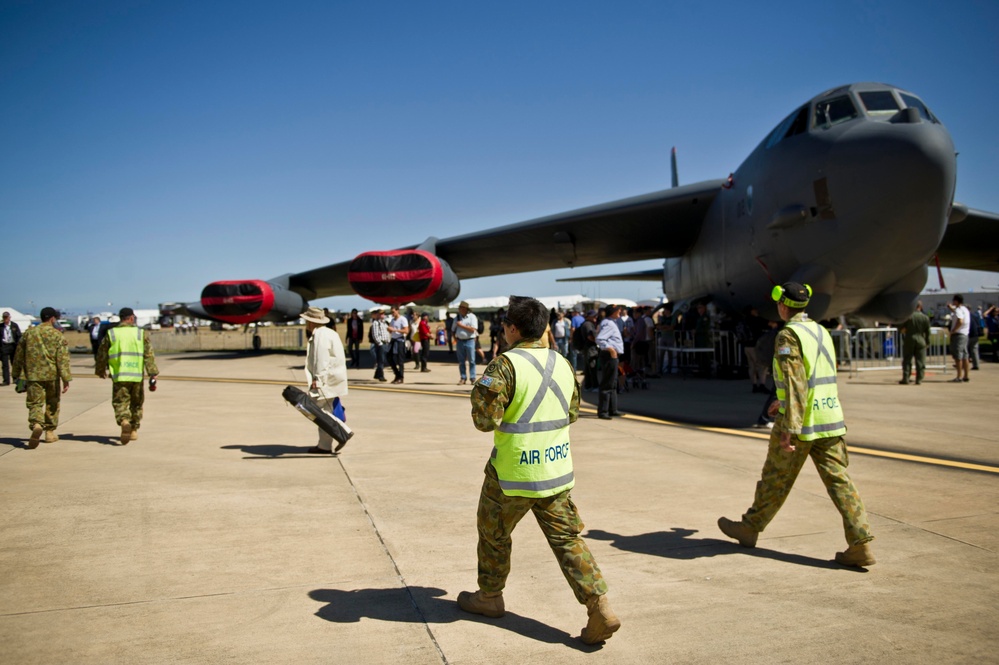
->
xmin=671 ymin=146 xmax=679 ymax=188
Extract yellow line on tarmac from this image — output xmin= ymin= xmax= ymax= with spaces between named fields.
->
xmin=156 ymin=375 xmax=999 ymax=475
xmin=617 ymin=412 xmax=999 ymax=475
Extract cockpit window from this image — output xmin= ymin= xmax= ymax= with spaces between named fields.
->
xmin=765 ymin=105 xmax=809 ymax=149
xmin=859 ymin=91 xmax=900 ymax=117
xmin=813 ymin=96 xmax=858 ymax=129
xmin=899 ymin=93 xmax=939 ymax=123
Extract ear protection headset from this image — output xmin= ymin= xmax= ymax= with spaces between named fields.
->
xmin=771 ymin=283 xmax=812 ymax=308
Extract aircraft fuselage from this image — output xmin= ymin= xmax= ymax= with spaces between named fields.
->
xmin=666 ymin=82 xmax=956 ymax=322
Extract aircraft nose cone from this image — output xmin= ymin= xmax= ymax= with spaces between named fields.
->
xmin=831 ymin=121 xmax=955 ymax=254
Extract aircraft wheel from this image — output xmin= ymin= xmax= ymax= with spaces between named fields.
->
xmin=252 ymin=334 xmax=262 ymax=351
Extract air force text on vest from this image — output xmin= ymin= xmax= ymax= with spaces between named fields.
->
xmin=814 ymin=396 xmax=839 ymax=411
xmin=519 ymin=442 xmax=571 ymax=465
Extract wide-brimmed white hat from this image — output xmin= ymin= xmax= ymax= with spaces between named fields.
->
xmin=301 ymin=306 xmax=330 ymax=324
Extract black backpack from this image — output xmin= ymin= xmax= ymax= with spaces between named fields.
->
xmin=571 ymin=324 xmax=586 ymax=350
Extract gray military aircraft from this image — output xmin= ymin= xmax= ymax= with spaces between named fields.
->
xmin=184 ymin=82 xmax=998 ymax=325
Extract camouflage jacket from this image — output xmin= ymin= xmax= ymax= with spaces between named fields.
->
xmin=95 ymin=324 xmax=159 ymax=378
xmin=774 ymin=313 xmax=810 ymax=435
xmin=12 ymin=322 xmax=71 ymax=383
xmin=470 ymin=338 xmax=580 ymax=433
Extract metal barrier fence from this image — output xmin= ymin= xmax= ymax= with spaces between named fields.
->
xmin=655 ymin=329 xmax=744 ymax=377
xmin=653 ymin=325 xmax=955 ymax=378
xmin=150 ymin=327 xmax=306 ymax=353
xmin=847 ymin=327 xmax=951 ymax=376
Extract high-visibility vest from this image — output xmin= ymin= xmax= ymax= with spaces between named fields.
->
xmin=774 ymin=319 xmax=846 ymax=440
xmin=490 ymin=348 xmax=576 ymax=498
xmin=108 ymin=326 xmax=145 ymax=382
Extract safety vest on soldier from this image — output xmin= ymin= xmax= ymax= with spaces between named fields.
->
xmin=774 ymin=320 xmax=846 ymax=440
xmin=490 ymin=348 xmax=576 ymax=498
xmin=108 ymin=326 xmax=145 ymax=382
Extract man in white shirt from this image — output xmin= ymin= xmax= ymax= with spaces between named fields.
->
xmin=452 ymin=301 xmax=479 ymax=385
xmin=949 ymin=295 xmax=971 ymax=383
xmin=596 ymin=305 xmax=624 ymax=419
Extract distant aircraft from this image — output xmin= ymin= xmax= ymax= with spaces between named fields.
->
xmin=183 ymin=82 xmax=998 ymax=325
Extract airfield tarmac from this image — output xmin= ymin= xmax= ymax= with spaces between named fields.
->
xmin=1 ymin=349 xmax=996 ymax=664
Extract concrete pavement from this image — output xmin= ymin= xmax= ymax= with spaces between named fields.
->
xmin=1 ymin=350 xmax=997 ymax=663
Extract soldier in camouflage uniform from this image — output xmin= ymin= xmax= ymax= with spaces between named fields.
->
xmin=457 ymin=295 xmax=620 ymax=645
xmin=718 ymin=282 xmax=875 ymax=567
xmin=12 ymin=307 xmax=72 ymax=448
xmin=95 ymin=308 xmax=159 ymax=444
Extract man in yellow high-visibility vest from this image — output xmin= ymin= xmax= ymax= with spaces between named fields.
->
xmin=96 ymin=308 xmax=158 ymax=445
xmin=717 ymin=282 xmax=875 ymax=567
xmin=457 ymin=295 xmax=621 ymax=645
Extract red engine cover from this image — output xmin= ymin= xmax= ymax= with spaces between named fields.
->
xmin=348 ymin=250 xmax=445 ymax=305
xmin=200 ymin=280 xmax=275 ymax=324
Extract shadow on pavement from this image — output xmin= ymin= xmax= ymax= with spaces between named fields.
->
xmin=309 ymin=586 xmax=600 ymax=651
xmin=221 ymin=443 xmax=339 ymax=459
xmin=58 ymin=433 xmax=121 ymax=446
xmin=586 ymin=528 xmax=848 ymax=570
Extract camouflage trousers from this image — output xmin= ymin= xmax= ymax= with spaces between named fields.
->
xmin=112 ymin=381 xmax=145 ymax=428
xmin=25 ymin=381 xmax=61 ymax=431
xmin=476 ymin=462 xmax=608 ymax=604
xmin=742 ymin=429 xmax=873 ymax=546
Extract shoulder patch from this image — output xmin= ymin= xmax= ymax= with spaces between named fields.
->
xmin=777 ymin=346 xmax=793 ymax=356
xmin=478 ymin=376 xmax=494 ymax=387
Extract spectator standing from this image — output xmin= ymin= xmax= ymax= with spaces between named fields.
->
xmin=368 ymin=309 xmax=390 ymax=382
xmin=985 ymin=305 xmax=999 ymax=362
xmin=969 ymin=306 xmax=985 ymax=371
xmin=899 ymin=301 xmax=931 ymax=385
xmin=417 ymin=312 xmax=432 ymax=372
xmin=387 ymin=306 xmax=409 ymax=384
xmin=452 ymin=301 xmax=478 ymax=385
xmin=345 ymin=309 xmax=364 ymax=368
xmin=86 ymin=316 xmax=103 ymax=359
xmin=948 ymin=295 xmax=971 ymax=383
xmin=595 ymin=305 xmax=624 ymax=420
xmin=1 ymin=311 xmax=23 ymax=385
xmin=552 ymin=310 xmax=569 ymax=357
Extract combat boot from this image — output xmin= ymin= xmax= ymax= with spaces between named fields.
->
xmin=717 ymin=517 xmax=758 ymax=548
xmin=457 ymin=590 xmax=505 ymax=618
xmin=27 ymin=424 xmax=43 ymax=449
xmin=44 ymin=430 xmax=59 ymax=443
xmin=835 ymin=542 xmax=876 ymax=567
xmin=580 ymin=594 xmax=621 ymax=644
xmin=130 ymin=429 xmax=139 ymax=442
xmin=120 ymin=420 xmax=132 ymax=446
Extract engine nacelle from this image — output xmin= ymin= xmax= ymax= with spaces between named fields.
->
xmin=348 ymin=250 xmax=460 ymax=306
xmin=199 ymin=280 xmax=306 ymax=324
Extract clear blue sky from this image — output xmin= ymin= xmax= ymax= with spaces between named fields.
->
xmin=2 ymin=0 xmax=998 ymax=317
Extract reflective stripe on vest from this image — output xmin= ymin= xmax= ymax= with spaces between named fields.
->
xmin=490 ymin=348 xmax=576 ymax=498
xmin=108 ymin=326 xmax=145 ymax=382
xmin=774 ymin=320 xmax=846 ymax=440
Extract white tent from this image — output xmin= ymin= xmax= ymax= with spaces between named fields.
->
xmin=450 ymin=295 xmax=590 ymax=311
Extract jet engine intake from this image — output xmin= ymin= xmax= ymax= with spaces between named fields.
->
xmin=199 ymin=280 xmax=306 ymax=324
xmin=348 ymin=250 xmax=460 ymax=306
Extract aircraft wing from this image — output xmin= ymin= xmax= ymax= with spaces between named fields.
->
xmin=556 ymin=268 xmax=663 ymax=282
xmin=289 ymin=180 xmax=724 ymax=299
xmin=936 ymin=207 xmax=999 ymax=271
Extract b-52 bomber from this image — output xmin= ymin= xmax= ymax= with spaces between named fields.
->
xmin=183 ymin=82 xmax=998 ymax=324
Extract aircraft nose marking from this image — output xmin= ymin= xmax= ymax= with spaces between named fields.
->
xmin=813 ymin=177 xmax=835 ymax=219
